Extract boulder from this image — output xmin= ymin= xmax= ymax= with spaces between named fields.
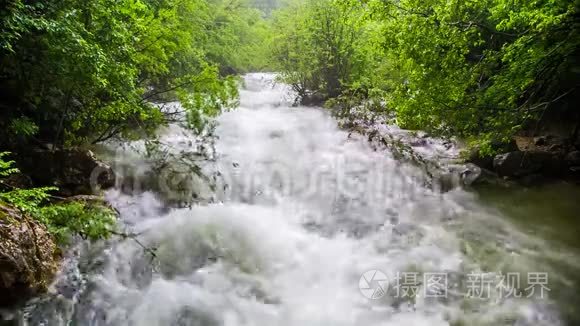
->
xmin=493 ymin=152 xmax=528 ymax=177
xmin=548 ymin=143 xmax=564 ymax=153
xmin=565 ymin=151 xmax=580 ymax=166
xmin=460 ymin=164 xmax=499 ymax=186
xmin=1 ymin=172 xmax=33 ymax=189
xmin=466 ymin=146 xmax=494 ymax=170
xmin=432 ymin=172 xmax=462 ymax=192
xmin=18 ymin=148 xmax=115 ymax=196
xmin=465 ymin=138 xmax=519 ymax=169
xmin=410 ymin=139 xmax=429 ymax=147
xmin=534 ymin=136 xmax=547 ymax=146
xmin=0 ymin=204 xmax=60 ymax=307
xmin=493 ymin=151 xmax=565 ymax=177
xmin=300 ymin=93 xmax=326 ymax=106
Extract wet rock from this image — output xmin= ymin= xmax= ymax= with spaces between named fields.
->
xmin=493 ymin=151 xmax=563 ymax=177
xmin=433 ymin=172 xmax=462 ymax=192
xmin=269 ymin=131 xmax=284 ymax=139
xmin=418 ymin=131 xmax=430 ymax=139
xmin=1 ymin=172 xmax=32 ymax=189
xmin=392 ymin=223 xmax=425 ymax=246
xmin=548 ymin=143 xmax=564 ymax=152
xmin=466 ymin=146 xmax=494 ymax=170
xmin=392 ymin=223 xmax=420 ymax=236
xmin=565 ymin=151 xmax=580 ymax=166
xmin=410 ymin=139 xmax=429 ymax=147
xmin=534 ymin=136 xmax=547 ymax=146
xmin=386 ymin=208 xmax=399 ymax=225
xmin=0 ymin=204 xmax=60 ymax=307
xmin=460 ymin=163 xmax=503 ymax=186
xmin=173 ymin=307 xmax=220 ymax=326
xmin=348 ymin=221 xmax=381 ymax=239
xmin=493 ymin=152 xmax=527 ymax=177
xmin=460 ymin=163 xmax=481 ymax=186
xmin=300 ymin=93 xmax=326 ymax=106
xmin=19 ymin=148 xmax=115 ymax=196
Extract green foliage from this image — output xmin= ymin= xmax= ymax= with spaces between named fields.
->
xmin=0 ymin=0 xmax=270 ymax=148
xmin=34 ymin=202 xmax=117 ymax=244
xmin=271 ymin=0 xmax=363 ymax=101
xmin=366 ymin=0 xmax=578 ymax=145
xmin=272 ymin=0 xmax=579 ymax=149
xmin=0 ymin=152 xmax=18 ymax=177
xmin=0 ymin=187 xmax=57 ymax=212
xmin=0 ymin=152 xmax=115 ymax=244
xmin=250 ymin=0 xmax=283 ymax=15
xmin=0 ymin=153 xmax=56 ymax=208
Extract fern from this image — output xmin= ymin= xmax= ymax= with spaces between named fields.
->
xmin=35 ymin=202 xmax=117 ymax=244
xmin=0 ymin=151 xmax=115 ymax=244
xmin=0 ymin=152 xmax=19 ymax=177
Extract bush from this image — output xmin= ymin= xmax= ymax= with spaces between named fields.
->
xmin=0 ymin=152 xmax=116 ymax=244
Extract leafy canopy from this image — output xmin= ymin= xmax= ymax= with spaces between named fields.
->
xmin=271 ymin=0 xmax=579 ymax=152
xmin=0 ymin=0 xmax=271 ymax=147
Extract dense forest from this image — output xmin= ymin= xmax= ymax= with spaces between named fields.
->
xmin=0 ymin=0 xmax=273 ymax=149
xmin=272 ymin=0 xmax=580 ymax=155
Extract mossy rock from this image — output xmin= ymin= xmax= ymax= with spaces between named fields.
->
xmin=0 ymin=203 xmax=60 ymax=307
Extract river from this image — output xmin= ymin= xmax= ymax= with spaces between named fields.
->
xmin=5 ymin=73 xmax=580 ymax=325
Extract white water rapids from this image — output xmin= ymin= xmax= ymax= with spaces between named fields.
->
xmin=9 ymin=73 xmax=579 ymax=326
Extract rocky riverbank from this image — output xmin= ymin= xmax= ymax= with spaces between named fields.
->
xmin=0 ymin=148 xmax=116 ymax=308
xmin=0 ymin=204 xmax=60 ymax=307
xmin=331 ymin=105 xmax=580 ymax=188
xmin=468 ymin=135 xmax=580 ymax=186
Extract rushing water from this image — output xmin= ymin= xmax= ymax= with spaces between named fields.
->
xmin=5 ymin=73 xmax=580 ymax=325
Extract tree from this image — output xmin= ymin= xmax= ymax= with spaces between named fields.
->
xmin=0 ymin=0 xmax=270 ymax=148
xmin=271 ymin=0 xmax=580 ymax=152
xmin=271 ymin=0 xmax=361 ymax=103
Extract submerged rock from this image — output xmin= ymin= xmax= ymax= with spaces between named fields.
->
xmin=0 ymin=204 xmax=60 ymax=307
xmin=392 ymin=223 xmax=425 ymax=245
xmin=18 ymin=148 xmax=115 ymax=196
